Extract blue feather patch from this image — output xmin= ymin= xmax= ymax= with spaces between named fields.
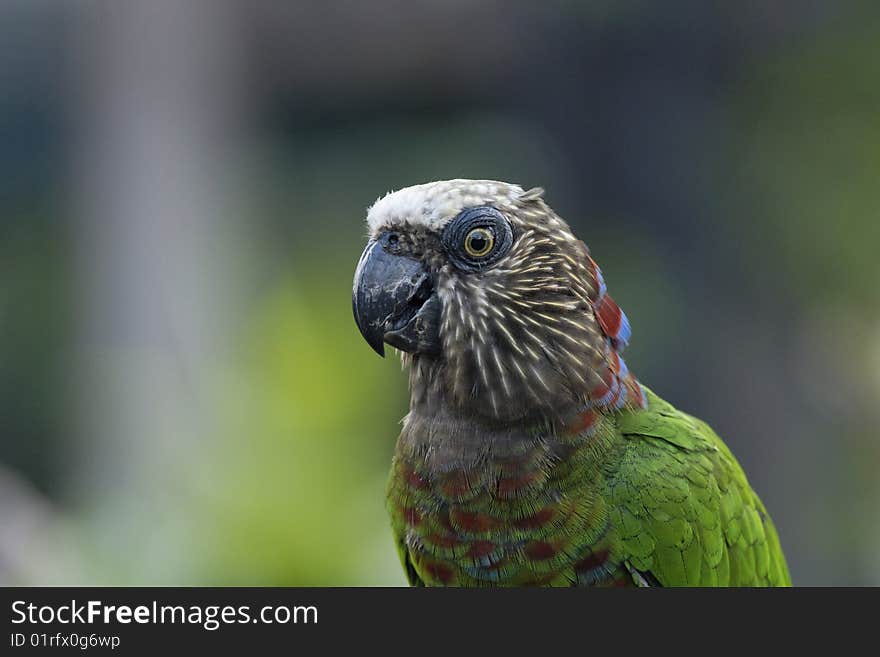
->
xmin=614 ymin=309 xmax=631 ymax=350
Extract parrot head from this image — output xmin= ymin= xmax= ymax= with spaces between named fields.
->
xmin=353 ymin=179 xmax=635 ymax=424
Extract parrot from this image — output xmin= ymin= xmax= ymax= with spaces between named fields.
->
xmin=352 ymin=179 xmax=790 ymax=587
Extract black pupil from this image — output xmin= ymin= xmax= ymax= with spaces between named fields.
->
xmin=469 ymin=231 xmax=488 ymax=253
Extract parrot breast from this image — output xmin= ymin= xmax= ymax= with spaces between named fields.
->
xmin=386 ymin=404 xmax=633 ymax=586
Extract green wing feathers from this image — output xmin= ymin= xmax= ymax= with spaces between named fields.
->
xmin=612 ymin=388 xmax=791 ymax=586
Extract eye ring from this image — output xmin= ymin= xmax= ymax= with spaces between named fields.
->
xmin=463 ymin=227 xmax=495 ymax=258
xmin=441 ymin=205 xmax=514 ymax=272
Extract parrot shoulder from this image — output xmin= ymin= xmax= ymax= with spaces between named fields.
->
xmin=616 ymin=387 xmax=714 ymax=453
xmin=607 ymin=387 xmax=791 ymax=586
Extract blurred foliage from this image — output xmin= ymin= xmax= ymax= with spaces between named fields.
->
xmin=195 ymin=257 xmax=410 ymax=585
xmin=0 ymin=214 xmax=71 ymax=495
xmin=64 ymin=238 xmax=413 ymax=585
xmin=735 ymin=16 xmax=880 ymax=309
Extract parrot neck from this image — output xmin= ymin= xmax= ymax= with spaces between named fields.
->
xmin=405 ymin=351 xmax=645 ymax=439
xmin=397 ymin=390 xmax=619 ymax=475
xmin=405 ymin=347 xmax=645 ymax=430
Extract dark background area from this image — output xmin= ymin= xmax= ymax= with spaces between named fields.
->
xmin=1 ymin=1 xmax=878 ymax=585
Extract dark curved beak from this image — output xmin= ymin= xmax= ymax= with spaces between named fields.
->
xmin=352 ymin=238 xmax=441 ymax=357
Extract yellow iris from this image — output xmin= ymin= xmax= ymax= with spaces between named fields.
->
xmin=463 ymin=227 xmax=495 ymax=258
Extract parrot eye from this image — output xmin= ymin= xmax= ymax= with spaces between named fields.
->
xmin=463 ymin=228 xmax=495 ymax=258
xmin=442 ymin=206 xmax=513 ymax=271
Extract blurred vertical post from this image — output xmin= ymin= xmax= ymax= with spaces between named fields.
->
xmin=70 ymin=1 xmax=247 ymax=580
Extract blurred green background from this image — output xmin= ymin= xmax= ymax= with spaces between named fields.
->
xmin=1 ymin=1 xmax=878 ymax=586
